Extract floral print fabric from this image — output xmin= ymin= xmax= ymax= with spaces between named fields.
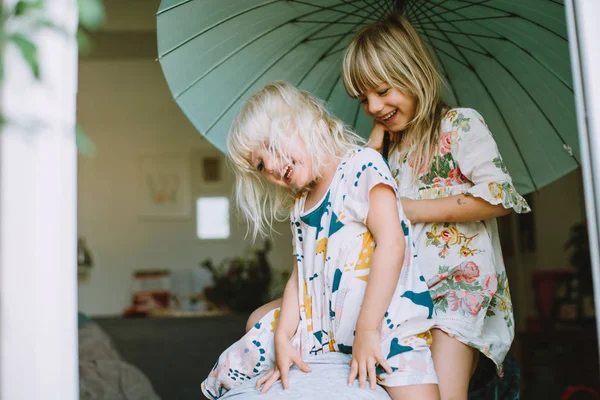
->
xmin=388 ymin=108 xmax=531 ymax=371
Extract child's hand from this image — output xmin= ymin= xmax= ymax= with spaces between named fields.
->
xmin=256 ymin=333 xmax=311 ymax=393
xmin=348 ymin=329 xmax=392 ymax=390
xmin=367 ymin=122 xmax=395 ymax=154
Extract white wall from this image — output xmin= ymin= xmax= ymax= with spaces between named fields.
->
xmin=77 ymin=60 xmax=292 ymax=316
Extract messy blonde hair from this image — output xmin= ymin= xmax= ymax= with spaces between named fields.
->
xmin=342 ymin=14 xmax=448 ymax=178
xmin=227 ymin=81 xmax=364 ymax=240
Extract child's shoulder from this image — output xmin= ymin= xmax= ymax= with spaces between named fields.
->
xmin=441 ymin=107 xmax=487 ymax=132
xmin=347 ymin=147 xmax=386 ymax=164
xmin=442 ymin=107 xmax=483 ymax=123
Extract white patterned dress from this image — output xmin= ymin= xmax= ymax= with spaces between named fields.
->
xmin=201 ymin=149 xmax=437 ymax=399
xmin=388 ymin=108 xmax=531 ymax=372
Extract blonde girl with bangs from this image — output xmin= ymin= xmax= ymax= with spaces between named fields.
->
xmin=342 ymin=13 xmax=530 ymax=400
xmin=201 ymin=81 xmax=441 ymax=399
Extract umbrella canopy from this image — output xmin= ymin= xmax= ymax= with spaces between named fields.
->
xmin=157 ymin=0 xmax=578 ymax=194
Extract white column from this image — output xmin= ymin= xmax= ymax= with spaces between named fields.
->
xmin=565 ymin=0 xmax=600 ymax=365
xmin=0 ymin=0 xmax=79 ymax=398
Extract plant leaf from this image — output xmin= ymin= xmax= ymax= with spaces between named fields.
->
xmin=77 ymin=29 xmax=92 ymax=56
xmin=14 ymin=0 xmax=43 ymax=17
xmin=77 ymin=0 xmax=105 ymax=31
xmin=9 ymin=34 xmax=39 ymax=79
xmin=75 ymin=124 xmax=97 ymax=157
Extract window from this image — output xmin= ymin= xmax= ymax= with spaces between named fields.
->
xmin=196 ymin=197 xmax=230 ymax=239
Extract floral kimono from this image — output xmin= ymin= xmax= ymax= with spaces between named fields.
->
xmin=388 ymin=108 xmax=531 ymax=371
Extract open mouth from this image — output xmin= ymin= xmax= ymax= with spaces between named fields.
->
xmin=381 ymin=109 xmax=397 ymax=123
xmin=283 ymin=165 xmax=293 ymax=182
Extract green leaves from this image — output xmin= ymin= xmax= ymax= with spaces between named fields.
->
xmin=77 ymin=0 xmax=105 ymax=57
xmin=9 ymin=33 xmax=39 ymax=78
xmin=77 ymin=0 xmax=104 ymax=31
xmin=14 ymin=0 xmax=43 ymax=17
xmin=0 ymin=0 xmax=105 ymax=155
xmin=76 ymin=124 xmax=97 ymax=157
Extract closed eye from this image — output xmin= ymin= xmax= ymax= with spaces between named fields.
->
xmin=378 ymin=88 xmax=390 ymax=96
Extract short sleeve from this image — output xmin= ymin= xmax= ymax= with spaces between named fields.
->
xmin=343 ymin=148 xmax=398 ymax=224
xmin=450 ymin=108 xmax=531 ymax=214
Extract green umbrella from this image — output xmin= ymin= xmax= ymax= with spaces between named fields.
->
xmin=157 ymin=0 xmax=578 ymax=195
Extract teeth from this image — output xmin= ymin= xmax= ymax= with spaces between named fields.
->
xmin=382 ymin=109 xmax=397 ymax=121
xmin=284 ymin=166 xmax=292 ymax=180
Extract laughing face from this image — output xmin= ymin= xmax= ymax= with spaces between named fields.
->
xmin=249 ymin=134 xmax=314 ymax=190
xmin=358 ymin=84 xmax=417 ymax=133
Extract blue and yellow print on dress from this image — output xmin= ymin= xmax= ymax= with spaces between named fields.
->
xmin=201 ymin=149 xmax=437 ymax=399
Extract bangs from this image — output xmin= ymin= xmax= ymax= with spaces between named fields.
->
xmin=343 ymin=35 xmax=394 ymax=97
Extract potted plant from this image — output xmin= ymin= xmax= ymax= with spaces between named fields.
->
xmin=201 ymin=240 xmax=272 ymax=313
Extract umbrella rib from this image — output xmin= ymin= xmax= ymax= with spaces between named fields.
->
xmin=172 ymin=5 xmax=371 ymax=99
xmin=419 ymin=9 xmax=539 ymax=190
xmin=412 ymin=20 xmax=460 ymax=105
xmin=435 ymin=0 xmax=494 ymax=15
xmin=159 ymin=0 xmax=283 ymax=58
xmin=202 ymin=11 xmax=364 ymax=135
xmin=355 ymin=0 xmax=387 ymax=19
xmin=418 ymin=32 xmax=492 ymax=57
xmin=406 ymin=0 xmax=431 ymax=20
xmin=417 ymin=15 xmax=515 ymax=24
xmin=420 ymin=29 xmax=503 ymax=40
xmin=287 ymin=0 xmax=373 ymax=19
xmin=369 ymin=0 xmax=392 ymax=17
xmin=414 ymin=2 xmax=573 ymax=91
xmin=160 ymin=0 xmax=372 ymax=58
xmin=156 ymin=0 xmax=193 ymax=15
xmin=322 ymin=47 xmax=350 ymax=60
xmin=410 ymin=0 xmax=454 ymax=21
xmin=294 ymin=20 xmax=374 ymax=25
xmin=297 ymin=13 xmax=373 ymax=87
xmin=414 ymin=0 xmax=567 ymax=42
xmin=306 ymin=32 xmax=358 ymax=42
xmin=420 ymin=17 xmax=576 ymax=166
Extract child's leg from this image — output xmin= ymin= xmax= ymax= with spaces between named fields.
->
xmin=430 ymin=329 xmax=479 ymax=400
xmin=245 ymin=298 xmax=282 ymax=332
xmin=385 ymin=384 xmax=440 ymax=400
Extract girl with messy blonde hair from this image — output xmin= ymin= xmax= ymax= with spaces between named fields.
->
xmin=227 ymin=80 xmax=363 ymax=240
xmin=343 ymin=13 xmax=529 ymax=400
xmin=202 ymin=81 xmax=440 ymax=399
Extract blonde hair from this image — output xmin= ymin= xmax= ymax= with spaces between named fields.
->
xmin=227 ymin=81 xmax=364 ymax=240
xmin=342 ymin=14 xmax=448 ymax=177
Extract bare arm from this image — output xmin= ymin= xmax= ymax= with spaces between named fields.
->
xmin=403 ymin=194 xmax=511 ymax=224
xmin=356 ymin=184 xmax=405 ymax=331
xmin=274 ymin=259 xmax=300 ymax=340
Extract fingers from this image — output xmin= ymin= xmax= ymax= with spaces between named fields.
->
xmin=260 ymin=369 xmax=281 ymax=394
xmin=358 ymin=359 xmax=367 ymax=389
xmin=279 ymin=362 xmax=290 ymax=390
xmin=368 ymin=358 xmax=378 ymax=390
xmin=376 ymin=357 xmax=393 ymax=375
xmin=256 ymin=369 xmax=274 ymax=389
xmin=292 ymin=355 xmax=312 ymax=373
xmin=348 ymin=358 xmax=358 ymax=386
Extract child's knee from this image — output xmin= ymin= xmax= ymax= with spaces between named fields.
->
xmin=245 ymin=298 xmax=282 ymax=332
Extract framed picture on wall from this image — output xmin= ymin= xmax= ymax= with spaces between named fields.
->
xmin=191 ymin=150 xmax=230 ymax=193
xmin=137 ymin=153 xmax=192 ymax=219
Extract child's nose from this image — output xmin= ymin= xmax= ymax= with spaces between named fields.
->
xmin=263 ymin=158 xmax=279 ymax=177
xmin=367 ymin=97 xmax=384 ymax=115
